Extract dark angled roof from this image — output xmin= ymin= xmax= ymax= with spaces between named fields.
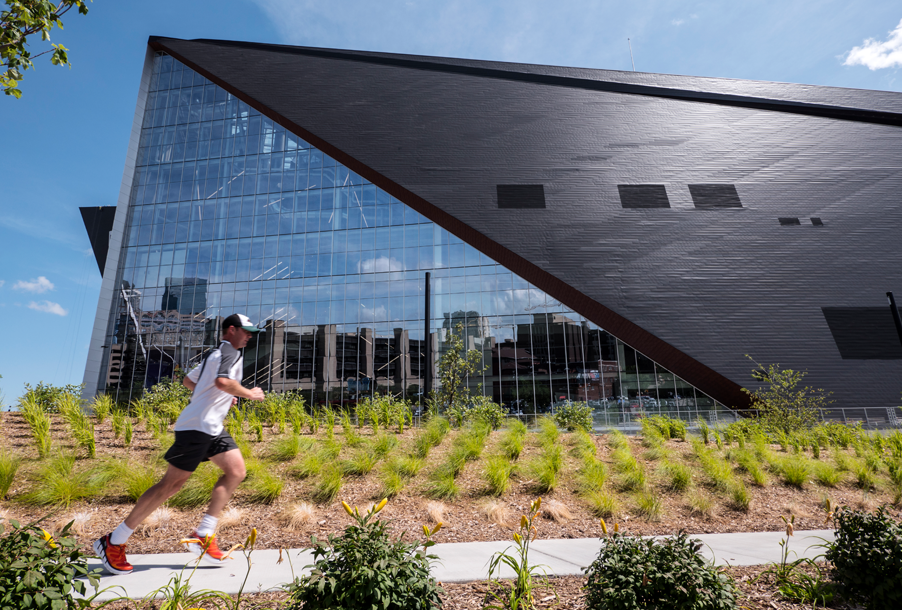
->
xmin=80 ymin=206 xmax=117 ymax=276
xmin=148 ymin=36 xmax=902 ymax=410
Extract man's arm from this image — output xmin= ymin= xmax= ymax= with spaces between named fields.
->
xmin=214 ymin=377 xmax=265 ymax=401
xmin=182 ymin=376 xmax=196 ymax=392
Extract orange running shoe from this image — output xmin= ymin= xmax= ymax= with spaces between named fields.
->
xmin=93 ymin=534 xmax=134 ymax=575
xmin=186 ymin=531 xmax=230 ymax=564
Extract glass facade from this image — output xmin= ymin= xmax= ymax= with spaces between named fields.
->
xmin=100 ymin=52 xmax=733 ymax=423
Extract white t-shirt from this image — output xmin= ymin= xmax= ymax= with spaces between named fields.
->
xmin=174 ymin=341 xmax=243 ymax=435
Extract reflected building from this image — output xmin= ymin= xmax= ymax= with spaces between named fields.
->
xmin=84 ymin=36 xmax=902 ymax=419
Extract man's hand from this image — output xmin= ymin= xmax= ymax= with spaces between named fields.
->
xmin=232 ymin=396 xmax=238 ymax=406
xmin=214 ymin=377 xmax=265 ymax=401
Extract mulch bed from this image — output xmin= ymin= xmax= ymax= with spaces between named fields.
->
xmin=1 ymin=411 xmax=899 ymax=558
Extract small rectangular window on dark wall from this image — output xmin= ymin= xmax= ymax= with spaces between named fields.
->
xmin=497 ymin=185 xmax=546 ymax=209
xmin=688 ymin=184 xmax=742 ymax=208
xmin=617 ymin=185 xmax=670 ymax=209
xmin=779 ymin=217 xmax=801 ymax=226
xmin=811 ymin=217 xmax=824 ymax=226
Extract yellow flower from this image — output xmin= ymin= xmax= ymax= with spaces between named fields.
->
xmin=245 ymin=527 xmax=258 ymax=548
xmin=373 ymin=498 xmax=388 ymax=514
xmin=432 ymin=522 xmax=443 ymax=535
xmin=180 ymin=537 xmax=203 ymax=546
xmin=520 ymin=515 xmax=528 ymax=529
xmin=342 ymin=501 xmax=354 ymax=516
xmin=614 ymin=523 xmax=620 ymax=533
xmin=513 ymin=533 xmax=522 ymax=544
xmin=41 ymin=529 xmax=57 ymax=549
xmin=600 ymin=518 xmax=608 ymax=535
xmin=423 ymin=525 xmax=431 ymax=537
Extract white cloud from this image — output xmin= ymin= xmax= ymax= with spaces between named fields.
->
xmin=671 ymin=19 xmax=684 ymax=26
xmin=358 ymin=256 xmax=404 ymax=273
xmin=13 ymin=276 xmax=54 ymax=293
xmin=0 ymin=280 xmax=4 ymax=289
xmin=28 ymin=300 xmax=68 ymax=316
xmin=844 ymin=18 xmax=902 ymax=70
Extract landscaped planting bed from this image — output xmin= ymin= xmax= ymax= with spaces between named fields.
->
xmin=2 ymin=397 xmax=901 ymax=557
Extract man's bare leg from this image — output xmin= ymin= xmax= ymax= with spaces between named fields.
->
xmin=123 ymin=465 xmax=193 ymax=530
xmin=205 ymin=449 xmax=246 ymax=518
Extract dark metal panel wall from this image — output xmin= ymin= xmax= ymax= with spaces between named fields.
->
xmin=149 ymin=37 xmax=902 ymax=410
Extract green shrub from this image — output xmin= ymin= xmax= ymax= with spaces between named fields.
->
xmin=554 ymin=401 xmax=592 ymax=432
xmin=285 ymin=501 xmax=443 ymax=610
xmin=466 ymin=395 xmax=505 ymax=430
xmin=0 ymin=453 xmax=20 ymax=499
xmin=0 ymin=518 xmax=101 ymax=610
xmin=585 ymin=531 xmax=738 ymax=610
xmin=826 ymin=506 xmax=902 ymax=609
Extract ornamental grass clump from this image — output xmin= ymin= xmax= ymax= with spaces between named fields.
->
xmin=312 ymin=465 xmax=342 ymax=504
xmin=19 ymin=394 xmax=52 ymax=458
xmin=245 ymin=460 xmax=284 ymax=504
xmin=285 ymin=499 xmax=443 ymax=610
xmin=584 ymin=525 xmax=738 ymax=610
xmin=22 ymin=452 xmax=109 ymax=508
xmin=483 ymin=455 xmax=516 ymax=496
xmin=0 ymin=454 xmax=20 ymax=499
xmin=500 ymin=419 xmax=527 ymax=461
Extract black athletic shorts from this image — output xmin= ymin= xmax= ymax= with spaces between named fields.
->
xmin=164 ymin=429 xmax=239 ymax=472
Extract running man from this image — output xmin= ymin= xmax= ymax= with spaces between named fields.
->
xmin=94 ymin=313 xmax=265 ymax=575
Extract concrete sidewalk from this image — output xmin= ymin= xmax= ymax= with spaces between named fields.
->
xmin=85 ymin=530 xmax=835 ymax=601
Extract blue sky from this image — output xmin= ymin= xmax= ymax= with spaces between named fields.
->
xmin=1 ymin=0 xmax=901 ymax=405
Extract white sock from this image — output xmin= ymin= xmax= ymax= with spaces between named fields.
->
xmin=195 ymin=514 xmax=218 ymax=537
xmin=110 ymin=522 xmax=134 ymax=546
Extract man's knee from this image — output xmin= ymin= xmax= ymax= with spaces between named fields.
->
xmin=229 ymin=464 xmax=247 ymax=482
